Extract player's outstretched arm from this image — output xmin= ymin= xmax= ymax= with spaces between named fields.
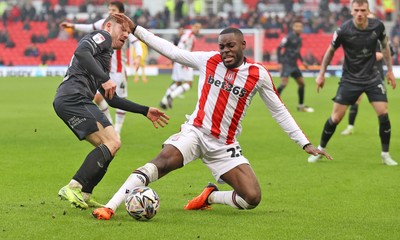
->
xmin=316 ymin=45 xmax=335 ymax=92
xmin=146 ymin=107 xmax=170 ymax=129
xmin=60 ymin=21 xmax=74 ymax=29
xmin=304 ymin=144 xmax=333 ymax=160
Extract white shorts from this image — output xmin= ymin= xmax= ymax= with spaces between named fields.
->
xmin=163 ymin=123 xmax=250 ymax=183
xmin=110 ymin=72 xmax=128 ymax=98
xmin=171 ymin=62 xmax=193 ymax=82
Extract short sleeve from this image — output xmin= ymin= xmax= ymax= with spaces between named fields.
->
xmin=378 ymin=22 xmax=387 ymax=42
xmin=331 ymin=28 xmax=342 ymax=49
xmin=75 ymin=31 xmax=112 ymax=57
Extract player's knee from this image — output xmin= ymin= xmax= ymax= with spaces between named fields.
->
xmin=182 ymin=83 xmax=191 ymax=91
xmin=236 ymin=191 xmax=261 ymax=209
xmin=151 ymin=146 xmax=183 ymax=177
xmin=330 ymin=115 xmax=342 ymax=124
xmin=245 ymin=191 xmax=261 ymax=208
xmin=106 ymin=137 xmax=121 ymax=155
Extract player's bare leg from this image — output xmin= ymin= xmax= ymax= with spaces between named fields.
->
xmin=94 ymin=93 xmax=113 ymax=124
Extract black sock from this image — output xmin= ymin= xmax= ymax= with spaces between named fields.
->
xmin=277 ymin=85 xmax=285 ymax=95
xmin=320 ymin=118 xmax=337 ymax=148
xmin=73 ymin=144 xmax=113 ymax=193
xmin=349 ymin=104 xmax=358 ymax=126
xmin=379 ymin=114 xmax=390 ymax=152
xmin=298 ymin=86 xmax=304 ymax=105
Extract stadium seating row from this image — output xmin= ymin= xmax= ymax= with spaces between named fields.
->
xmin=0 ymin=21 xmax=344 ymax=66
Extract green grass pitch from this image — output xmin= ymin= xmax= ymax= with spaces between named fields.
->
xmin=1 ymin=74 xmax=399 ymax=239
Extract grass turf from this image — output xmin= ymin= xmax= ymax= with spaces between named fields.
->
xmin=0 ymin=75 xmax=399 ymax=239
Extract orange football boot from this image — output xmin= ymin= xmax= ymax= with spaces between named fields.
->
xmin=184 ymin=183 xmax=218 ymax=210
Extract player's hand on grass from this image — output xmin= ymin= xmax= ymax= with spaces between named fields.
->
xmin=316 ymin=74 xmax=325 ymax=93
xmin=102 ymin=79 xmax=117 ymax=100
xmin=386 ymin=71 xmax=396 ymax=90
xmin=112 ymin=13 xmax=136 ymax=33
xmin=146 ymin=107 xmax=170 ymax=129
xmin=304 ymin=144 xmax=333 ymax=160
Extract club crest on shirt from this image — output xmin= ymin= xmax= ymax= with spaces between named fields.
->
xmin=370 ymin=31 xmax=377 ymax=40
xmin=224 ymin=70 xmax=237 ymax=83
xmin=92 ymin=33 xmax=105 ymax=44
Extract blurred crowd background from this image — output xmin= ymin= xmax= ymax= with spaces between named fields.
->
xmin=0 ymin=0 xmax=398 ymax=67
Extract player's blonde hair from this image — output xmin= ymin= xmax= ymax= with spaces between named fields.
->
xmin=102 ymin=14 xmax=118 ymax=29
xmin=352 ymin=0 xmax=369 ymax=6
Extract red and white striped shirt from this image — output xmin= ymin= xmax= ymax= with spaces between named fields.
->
xmin=177 ymin=29 xmax=196 ymax=51
xmin=135 ymin=26 xmax=309 ymax=146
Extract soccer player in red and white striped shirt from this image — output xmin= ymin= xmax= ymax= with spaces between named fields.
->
xmin=159 ymin=23 xmax=202 ymax=109
xmin=60 ymin=1 xmax=143 ymax=136
xmin=93 ymin=16 xmax=332 ymax=220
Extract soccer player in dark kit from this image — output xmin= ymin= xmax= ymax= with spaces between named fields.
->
xmin=341 ymin=13 xmax=396 ymax=136
xmin=53 ymin=14 xmax=169 ymax=209
xmin=276 ymin=19 xmax=314 ymax=113
xmin=308 ymin=0 xmax=397 ymax=166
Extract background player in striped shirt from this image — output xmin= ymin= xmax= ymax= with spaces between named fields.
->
xmin=92 ymin=15 xmax=331 ymax=220
xmin=60 ymin=1 xmax=143 ymax=137
xmin=159 ymin=22 xmax=202 ymax=109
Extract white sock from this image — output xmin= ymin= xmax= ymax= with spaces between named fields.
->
xmin=208 ymin=190 xmax=237 ymax=208
xmin=104 ymin=163 xmax=158 ymax=211
xmin=82 ymin=192 xmax=91 ymax=201
xmin=209 ymin=191 xmax=255 ymax=209
xmin=161 ymin=83 xmax=178 ymax=104
xmin=68 ymin=179 xmax=82 ymax=189
xmin=104 ymin=173 xmax=146 ymax=211
xmin=170 ymin=83 xmax=190 ymax=99
xmin=381 ymin=152 xmax=390 ymax=157
xmin=98 ymin=99 xmax=113 ymax=124
xmin=114 ymin=109 xmax=126 ymax=135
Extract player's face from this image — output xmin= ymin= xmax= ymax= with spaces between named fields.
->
xmin=351 ymin=2 xmax=369 ymax=26
xmin=292 ymin=22 xmax=303 ymax=35
xmin=178 ymin=27 xmax=184 ymax=36
xmin=218 ymin=32 xmax=245 ymax=69
xmin=108 ymin=5 xmax=120 ymax=14
xmin=110 ymin=22 xmax=129 ymax=49
xmin=191 ymin=23 xmax=202 ymax=35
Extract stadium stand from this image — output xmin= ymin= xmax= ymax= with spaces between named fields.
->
xmin=0 ymin=0 xmax=397 ymax=66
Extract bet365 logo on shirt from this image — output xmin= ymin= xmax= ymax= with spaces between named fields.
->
xmin=207 ymin=75 xmax=247 ymax=98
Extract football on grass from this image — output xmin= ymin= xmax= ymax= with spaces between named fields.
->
xmin=125 ymin=186 xmax=160 ymax=220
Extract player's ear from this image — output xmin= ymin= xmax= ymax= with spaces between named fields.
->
xmin=242 ymin=40 xmax=246 ymax=49
xmin=104 ymin=22 xmax=112 ymax=32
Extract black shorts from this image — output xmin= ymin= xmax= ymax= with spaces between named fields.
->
xmin=332 ymin=80 xmax=388 ymax=105
xmin=280 ymin=64 xmax=302 ymax=79
xmin=53 ymin=94 xmax=112 ymax=140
